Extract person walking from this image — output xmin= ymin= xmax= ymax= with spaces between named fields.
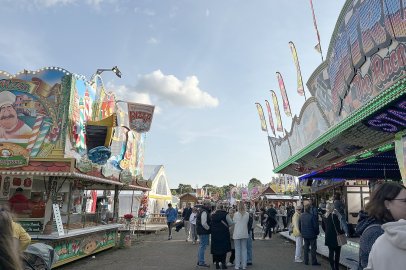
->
xmin=299 ymin=203 xmax=320 ymax=266
xmin=322 ymin=203 xmax=344 ymax=270
xmin=182 ymin=202 xmax=193 ymax=242
xmin=196 ymin=200 xmax=212 ymax=268
xmin=263 ymin=204 xmax=277 ymax=239
xmin=165 ymin=203 xmax=177 ymax=240
xmin=189 ymin=207 xmax=198 ymax=244
xmin=292 ymin=205 xmax=303 ymax=263
xmin=333 ymin=193 xmax=349 ymax=237
xmin=233 ymin=202 xmax=249 ymax=270
xmin=356 ymin=182 xmax=406 ymax=269
xmin=246 ymin=209 xmax=254 ymax=266
xmin=227 ymin=208 xmax=236 ymax=267
xmin=0 ymin=205 xmax=23 ymax=270
xmin=365 ymin=219 xmax=406 ymax=270
xmin=210 ymin=204 xmax=232 ymax=269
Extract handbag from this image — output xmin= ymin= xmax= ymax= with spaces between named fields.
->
xmin=332 ymin=214 xmax=347 ymax=246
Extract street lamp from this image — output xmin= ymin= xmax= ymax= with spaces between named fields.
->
xmin=96 ymin=66 xmax=122 ymax=78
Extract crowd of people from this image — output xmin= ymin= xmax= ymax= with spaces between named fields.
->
xmin=163 ymin=181 xmax=406 ymax=270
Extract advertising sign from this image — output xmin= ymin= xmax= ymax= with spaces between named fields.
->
xmin=127 ymin=102 xmax=155 ymax=133
xmin=308 ymin=0 xmax=406 ymax=126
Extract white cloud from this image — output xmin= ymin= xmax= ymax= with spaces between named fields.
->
xmin=147 ymin=37 xmax=159 ymax=45
xmin=143 ymin=8 xmax=155 ymax=16
xmin=34 ymin=0 xmax=76 ymax=7
xmin=178 ymin=128 xmax=228 ymax=144
xmin=206 ymin=9 xmax=210 ymax=17
xmin=0 ymin=29 xmax=52 ymax=72
xmin=135 ymin=70 xmax=219 ymax=108
xmin=106 ymin=82 xmax=161 ymax=114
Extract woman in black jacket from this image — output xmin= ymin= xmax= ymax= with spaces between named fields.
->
xmin=322 ymin=203 xmax=344 ymax=270
xmin=211 ymin=204 xmax=232 ymax=269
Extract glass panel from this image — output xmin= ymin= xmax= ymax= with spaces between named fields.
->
xmin=346 ymin=187 xmax=361 ymax=192
xmin=347 ymin=193 xmax=362 ymax=224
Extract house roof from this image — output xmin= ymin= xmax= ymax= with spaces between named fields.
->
xmin=143 ymin=165 xmax=163 ymax=181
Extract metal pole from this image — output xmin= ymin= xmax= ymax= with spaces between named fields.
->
xmin=130 ymin=189 xmax=135 ymax=214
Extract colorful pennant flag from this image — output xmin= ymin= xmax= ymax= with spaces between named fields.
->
xmin=310 ymin=0 xmax=324 ymax=61
xmin=270 ymin=90 xmax=283 ymax=132
xmin=288 ymin=41 xmax=306 ymax=99
xmin=265 ymin=100 xmax=276 ymax=136
xmin=255 ymin=103 xmax=268 ymax=132
xmin=276 ymin=72 xmax=292 ymax=117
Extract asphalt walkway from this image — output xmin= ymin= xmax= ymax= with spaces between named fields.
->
xmin=57 ymin=226 xmax=341 ymax=270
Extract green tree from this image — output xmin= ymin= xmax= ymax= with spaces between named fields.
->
xmin=248 ymin=178 xmax=262 ymax=187
xmin=177 ymin=183 xmax=193 ymax=194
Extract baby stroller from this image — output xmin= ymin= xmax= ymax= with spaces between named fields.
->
xmin=23 ymin=243 xmax=58 ymax=270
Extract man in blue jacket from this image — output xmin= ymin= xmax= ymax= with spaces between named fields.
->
xmin=165 ymin=203 xmax=177 ymax=240
xmin=299 ymin=203 xmax=320 ymax=266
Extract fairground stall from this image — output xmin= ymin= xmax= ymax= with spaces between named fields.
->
xmin=267 ymin=0 xmax=406 ymax=229
xmin=0 ymin=67 xmax=152 ymax=267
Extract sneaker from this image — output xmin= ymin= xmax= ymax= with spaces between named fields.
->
xmin=197 ymin=263 xmax=210 ymax=268
xmin=226 ymin=262 xmax=233 ymax=267
xmin=294 ymin=259 xmax=303 ymax=263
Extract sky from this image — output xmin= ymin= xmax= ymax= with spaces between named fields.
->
xmin=0 ymin=0 xmax=346 ymax=188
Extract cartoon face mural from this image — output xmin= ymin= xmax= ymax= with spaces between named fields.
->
xmin=0 ymin=69 xmax=71 ymax=162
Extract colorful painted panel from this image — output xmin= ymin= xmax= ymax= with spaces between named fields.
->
xmin=0 ymin=68 xmax=71 ymax=162
xmin=52 ymin=229 xmax=116 ymax=265
xmin=308 ymin=0 xmax=406 ymax=125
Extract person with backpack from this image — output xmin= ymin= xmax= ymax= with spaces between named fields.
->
xmin=355 ymin=182 xmax=406 ymax=269
xmin=196 ymin=200 xmax=212 ymax=268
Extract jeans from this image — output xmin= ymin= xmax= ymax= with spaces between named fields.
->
xmin=197 ymin=234 xmax=209 ymax=265
xmin=263 ymin=223 xmax=273 ymax=238
xmin=184 ymin=220 xmax=190 ymax=240
xmin=234 ymin=238 xmax=248 ymax=269
xmin=167 ymin=222 xmax=174 ymax=236
xmin=303 ymin=238 xmax=318 ymax=265
xmin=247 ymin=231 xmax=253 ymax=263
xmin=190 ymin=224 xmax=197 ymax=241
xmin=328 ymin=246 xmax=341 ymax=270
xmin=295 ymin=236 xmax=303 ymax=261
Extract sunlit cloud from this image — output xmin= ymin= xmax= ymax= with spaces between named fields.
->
xmin=147 ymin=37 xmax=159 ymax=45
xmin=135 ymin=70 xmax=219 ymax=109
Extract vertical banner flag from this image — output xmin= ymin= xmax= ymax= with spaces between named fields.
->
xmin=288 ymin=41 xmax=305 ymax=98
xmin=127 ymin=102 xmax=155 ymax=133
xmin=265 ymin=100 xmax=276 ymax=136
xmin=309 ymin=0 xmax=323 ymax=60
xmin=270 ymin=90 xmax=283 ymax=132
xmin=276 ymin=72 xmax=292 ymax=117
xmin=255 ymin=103 xmax=268 ymax=132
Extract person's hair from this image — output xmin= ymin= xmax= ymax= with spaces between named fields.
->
xmin=237 ymin=201 xmax=246 ymax=214
xmin=168 ymin=203 xmax=172 ymax=207
xmin=216 ymin=203 xmax=224 ymax=211
xmin=0 ymin=205 xmax=22 ymax=270
xmin=304 ymin=203 xmax=311 ymax=213
xmin=16 ymin=187 xmax=23 ymax=193
xmin=325 ymin=202 xmax=334 ymax=217
xmin=365 ymin=182 xmax=406 ymax=222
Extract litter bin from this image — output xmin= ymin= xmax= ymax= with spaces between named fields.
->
xmin=119 ymin=230 xmax=132 ymax=248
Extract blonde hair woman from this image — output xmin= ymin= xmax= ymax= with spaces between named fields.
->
xmin=232 ymin=202 xmax=249 ymax=270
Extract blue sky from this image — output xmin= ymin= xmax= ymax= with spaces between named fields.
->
xmin=0 ymin=0 xmax=345 ymax=188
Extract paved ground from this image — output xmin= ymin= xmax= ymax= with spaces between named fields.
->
xmin=57 ymin=227 xmax=342 ymax=270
